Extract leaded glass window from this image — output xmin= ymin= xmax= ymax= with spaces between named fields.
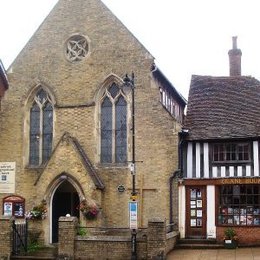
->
xmin=29 ymin=89 xmax=54 ymax=166
xmin=100 ymin=83 xmax=127 ymax=163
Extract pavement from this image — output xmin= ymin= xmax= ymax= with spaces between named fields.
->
xmin=167 ymin=247 xmax=260 ymax=260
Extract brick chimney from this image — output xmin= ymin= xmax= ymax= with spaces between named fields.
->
xmin=228 ymin=36 xmax=242 ymax=76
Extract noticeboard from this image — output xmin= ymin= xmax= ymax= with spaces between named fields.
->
xmin=0 ymin=162 xmax=16 ymax=193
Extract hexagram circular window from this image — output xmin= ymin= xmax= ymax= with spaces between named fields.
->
xmin=65 ymin=35 xmax=89 ymax=62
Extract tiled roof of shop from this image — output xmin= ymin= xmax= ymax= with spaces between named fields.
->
xmin=184 ymin=75 xmax=260 ymax=140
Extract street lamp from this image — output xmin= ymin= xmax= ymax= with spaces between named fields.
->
xmin=123 ymin=73 xmax=137 ymax=260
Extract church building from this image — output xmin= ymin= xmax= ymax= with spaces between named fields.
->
xmin=0 ymin=0 xmax=185 ymax=244
xmin=0 ymin=60 xmax=8 ymax=104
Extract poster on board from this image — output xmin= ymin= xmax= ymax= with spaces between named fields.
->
xmin=0 ymin=162 xmax=15 ymax=193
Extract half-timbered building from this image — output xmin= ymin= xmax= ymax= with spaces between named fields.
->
xmin=179 ymin=37 xmax=260 ymax=245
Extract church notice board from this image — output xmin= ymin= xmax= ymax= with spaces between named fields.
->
xmin=0 ymin=162 xmax=16 ymax=193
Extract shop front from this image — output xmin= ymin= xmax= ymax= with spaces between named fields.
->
xmin=179 ymin=178 xmax=260 ymax=245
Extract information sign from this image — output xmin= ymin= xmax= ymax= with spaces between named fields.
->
xmin=129 ymin=201 xmax=138 ymax=230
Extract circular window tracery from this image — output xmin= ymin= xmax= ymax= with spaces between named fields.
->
xmin=65 ymin=35 xmax=89 ymax=62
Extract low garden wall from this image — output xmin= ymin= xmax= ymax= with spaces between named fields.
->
xmin=0 ymin=216 xmax=178 ymax=259
xmin=58 ymin=217 xmax=178 ymax=260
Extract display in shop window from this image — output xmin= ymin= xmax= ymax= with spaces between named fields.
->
xmin=197 ymin=200 xmax=202 ymax=208
xmin=191 ymin=210 xmax=196 ymax=217
xmin=197 ymin=210 xmax=202 ymax=217
xmin=190 ymin=189 xmax=196 ymax=199
xmin=197 ymin=218 xmax=202 ymax=226
xmin=219 ymin=184 xmax=260 ymax=226
xmin=190 ymin=219 xmax=196 ymax=227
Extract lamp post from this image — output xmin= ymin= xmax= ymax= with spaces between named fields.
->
xmin=123 ymin=73 xmax=137 ymax=260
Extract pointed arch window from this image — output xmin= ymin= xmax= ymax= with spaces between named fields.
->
xmin=29 ymin=89 xmax=53 ymax=166
xmin=101 ymin=83 xmax=127 ymax=163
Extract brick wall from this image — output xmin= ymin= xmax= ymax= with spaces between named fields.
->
xmin=217 ymin=226 xmax=260 ymax=246
xmin=58 ymin=217 xmax=178 ymax=259
xmin=0 ymin=217 xmax=12 ymax=259
xmin=58 ymin=216 xmax=78 ymax=258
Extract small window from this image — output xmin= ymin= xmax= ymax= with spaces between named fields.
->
xmin=213 ymin=143 xmax=250 ymax=163
xmin=65 ymin=35 xmax=89 ymax=62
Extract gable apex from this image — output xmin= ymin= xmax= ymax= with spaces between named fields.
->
xmin=9 ymin=0 xmax=153 ymax=72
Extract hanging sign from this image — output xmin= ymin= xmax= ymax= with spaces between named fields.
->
xmin=129 ymin=201 xmax=138 ymax=230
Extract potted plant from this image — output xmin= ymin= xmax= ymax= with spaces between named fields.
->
xmin=223 ymin=227 xmax=238 ymax=249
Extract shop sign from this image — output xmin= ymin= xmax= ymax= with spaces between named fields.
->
xmin=221 ymin=178 xmax=260 ymax=185
xmin=0 ymin=162 xmax=16 ymax=193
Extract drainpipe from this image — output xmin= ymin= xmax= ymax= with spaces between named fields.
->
xmin=169 ymin=130 xmax=187 ymax=231
xmin=169 ymin=169 xmax=180 ymax=231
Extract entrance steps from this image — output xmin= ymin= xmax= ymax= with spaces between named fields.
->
xmin=176 ymin=238 xmax=224 ymax=249
xmin=11 ymin=245 xmax=57 ymax=260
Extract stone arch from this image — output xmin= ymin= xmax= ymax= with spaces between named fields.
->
xmin=24 ymin=83 xmax=56 ymax=107
xmin=44 ymin=172 xmax=86 ymax=203
xmin=44 ymin=172 xmax=86 ymax=243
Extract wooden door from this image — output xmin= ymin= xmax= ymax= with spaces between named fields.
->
xmin=186 ymin=186 xmax=207 ymax=238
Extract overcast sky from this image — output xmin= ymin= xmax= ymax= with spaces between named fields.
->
xmin=1 ymin=0 xmax=260 ymax=98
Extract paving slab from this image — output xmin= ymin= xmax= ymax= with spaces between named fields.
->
xmin=167 ymin=247 xmax=260 ymax=260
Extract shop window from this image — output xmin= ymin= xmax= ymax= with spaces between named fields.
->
xmin=213 ymin=143 xmax=250 ymax=163
xmin=218 ymin=185 xmax=260 ymax=226
xmin=3 ymin=195 xmax=25 ymax=218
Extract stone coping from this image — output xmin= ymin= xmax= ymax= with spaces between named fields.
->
xmin=76 ymin=235 xmax=146 ymax=242
xmin=166 ymin=231 xmax=179 ymax=240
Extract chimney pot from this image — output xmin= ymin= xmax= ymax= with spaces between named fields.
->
xmin=228 ymin=36 xmax=242 ymax=76
xmin=232 ymin=36 xmax=237 ymax=49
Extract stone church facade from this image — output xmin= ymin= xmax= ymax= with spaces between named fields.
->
xmin=0 ymin=0 xmax=185 ymax=244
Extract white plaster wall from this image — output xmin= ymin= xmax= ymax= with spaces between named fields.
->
xmin=178 ymin=185 xmax=186 ymax=238
xmin=206 ymin=185 xmax=216 ymax=238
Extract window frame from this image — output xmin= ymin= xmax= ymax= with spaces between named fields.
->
xmin=217 ymin=184 xmax=260 ymax=226
xmin=26 ymin=87 xmax=55 ymax=167
xmin=212 ymin=142 xmax=251 ymax=164
xmin=99 ymin=82 xmax=129 ymax=165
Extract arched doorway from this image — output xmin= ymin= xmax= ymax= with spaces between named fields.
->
xmin=52 ymin=180 xmax=80 ymax=243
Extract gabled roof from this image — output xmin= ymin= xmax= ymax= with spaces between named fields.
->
xmin=0 ymin=60 xmax=8 ymax=90
xmin=35 ymin=132 xmax=105 ymax=190
xmin=152 ymin=65 xmax=187 ymax=107
xmin=184 ymin=75 xmax=260 ymax=140
xmin=71 ymin=136 xmax=105 ymax=190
